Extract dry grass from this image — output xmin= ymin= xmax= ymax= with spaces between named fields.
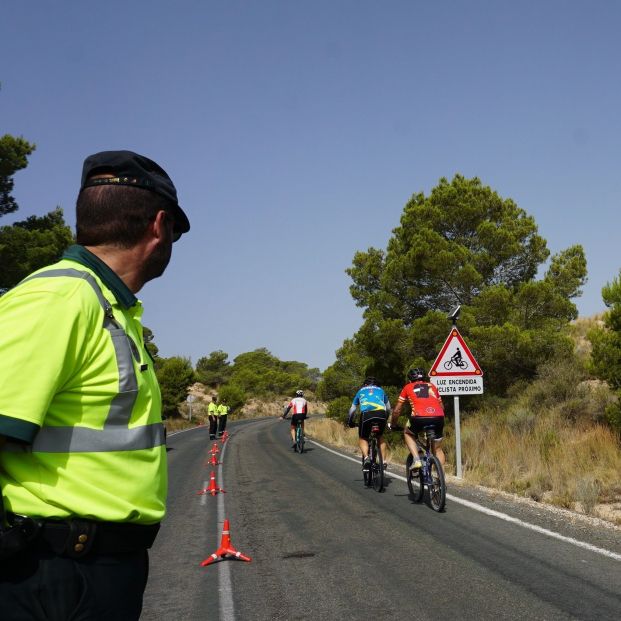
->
xmin=163 ymin=416 xmax=198 ymax=433
xmin=305 ymin=418 xmax=358 ymax=449
xmin=461 ymin=411 xmax=621 ymax=523
xmin=570 ymin=315 xmax=604 ymax=362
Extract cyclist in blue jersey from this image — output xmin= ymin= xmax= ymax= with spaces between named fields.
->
xmin=347 ymin=377 xmax=391 ymax=472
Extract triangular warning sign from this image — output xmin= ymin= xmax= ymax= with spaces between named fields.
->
xmin=429 ymin=328 xmax=483 ymax=377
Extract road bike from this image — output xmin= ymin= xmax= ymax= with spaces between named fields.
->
xmin=406 ymin=425 xmax=446 ymax=511
xmin=363 ymin=424 xmax=384 ymax=492
xmin=294 ymin=419 xmax=305 ymax=454
xmin=443 ymin=357 xmax=468 ymax=370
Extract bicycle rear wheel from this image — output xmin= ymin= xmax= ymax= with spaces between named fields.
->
xmin=363 ymin=456 xmax=371 ymax=487
xmin=428 ymin=455 xmax=446 ymax=512
xmin=296 ymin=425 xmax=305 ymax=454
xmin=371 ymin=440 xmax=384 ymax=492
xmin=406 ymin=454 xmax=424 ymax=502
xmin=364 ymin=439 xmax=376 ymax=488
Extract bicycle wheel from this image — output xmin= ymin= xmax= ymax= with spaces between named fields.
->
xmin=372 ymin=441 xmax=384 ymax=492
xmin=297 ymin=426 xmax=305 ymax=454
xmin=364 ymin=440 xmax=375 ymax=488
xmin=428 ymin=455 xmax=446 ymax=512
xmin=406 ymin=454 xmax=424 ymax=502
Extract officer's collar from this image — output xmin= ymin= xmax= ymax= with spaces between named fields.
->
xmin=63 ymin=245 xmax=138 ymax=309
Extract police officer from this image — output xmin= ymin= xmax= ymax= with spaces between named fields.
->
xmin=208 ymin=398 xmax=218 ymax=440
xmin=216 ymin=401 xmax=229 ymax=437
xmin=0 ymin=150 xmax=190 ymax=619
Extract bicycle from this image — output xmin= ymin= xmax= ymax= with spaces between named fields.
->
xmin=406 ymin=425 xmax=446 ymax=511
xmin=443 ymin=357 xmax=468 ymax=370
xmin=363 ymin=424 xmax=384 ymax=492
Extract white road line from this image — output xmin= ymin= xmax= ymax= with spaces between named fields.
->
xmin=309 ymin=439 xmax=621 ymax=562
xmin=167 ymin=426 xmax=200 ymax=437
xmin=215 ymin=438 xmax=236 ymax=621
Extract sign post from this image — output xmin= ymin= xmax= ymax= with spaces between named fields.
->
xmin=186 ymin=394 xmax=196 ymax=422
xmin=428 ymin=306 xmax=484 ymax=479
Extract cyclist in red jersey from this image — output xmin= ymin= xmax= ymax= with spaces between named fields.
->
xmin=390 ymin=368 xmax=445 ymax=470
xmin=281 ymin=390 xmax=309 ymax=451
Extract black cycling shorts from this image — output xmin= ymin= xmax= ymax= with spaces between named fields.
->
xmin=359 ymin=410 xmax=387 ymax=439
xmin=290 ymin=413 xmax=307 ymax=427
xmin=407 ymin=416 xmax=444 ymax=440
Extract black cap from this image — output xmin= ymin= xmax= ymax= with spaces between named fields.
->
xmin=80 ymin=150 xmax=190 ymax=237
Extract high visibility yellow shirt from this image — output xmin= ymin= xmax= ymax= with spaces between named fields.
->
xmin=216 ymin=404 xmax=228 ymax=416
xmin=208 ymin=402 xmax=217 ymax=415
xmin=0 ymin=245 xmax=166 ymax=524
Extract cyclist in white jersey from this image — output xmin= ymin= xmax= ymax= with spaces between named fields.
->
xmin=282 ymin=390 xmax=308 ymax=451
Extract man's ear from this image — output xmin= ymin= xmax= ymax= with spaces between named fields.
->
xmin=151 ymin=210 xmax=169 ymax=240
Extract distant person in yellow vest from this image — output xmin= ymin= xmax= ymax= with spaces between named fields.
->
xmin=216 ymin=401 xmax=229 ymax=437
xmin=208 ymin=398 xmax=218 ymax=440
xmin=0 ymin=150 xmax=190 ymax=619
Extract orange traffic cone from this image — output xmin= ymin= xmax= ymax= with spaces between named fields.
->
xmin=196 ymin=471 xmax=225 ymax=496
xmin=211 ymin=443 xmax=220 ymax=454
xmin=205 ymin=453 xmax=220 ymax=466
xmin=220 ymin=431 xmax=229 ymax=443
xmin=199 ymin=471 xmax=224 ymax=496
xmin=200 ymin=519 xmax=251 ymax=566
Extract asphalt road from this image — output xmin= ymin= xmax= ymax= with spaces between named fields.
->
xmin=142 ymin=418 xmax=621 ymax=620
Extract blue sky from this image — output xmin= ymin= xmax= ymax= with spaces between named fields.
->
xmin=2 ymin=1 xmax=620 ymax=370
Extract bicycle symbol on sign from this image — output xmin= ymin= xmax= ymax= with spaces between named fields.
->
xmin=443 ymin=347 xmax=468 ymax=371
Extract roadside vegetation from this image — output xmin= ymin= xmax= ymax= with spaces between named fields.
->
xmin=192 ymin=347 xmax=320 ymax=413
xmin=161 ymin=347 xmax=323 ymax=430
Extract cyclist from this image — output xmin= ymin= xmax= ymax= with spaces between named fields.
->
xmin=282 ymin=390 xmax=308 ymax=451
xmin=390 ymin=368 xmax=445 ymax=471
xmin=451 ymin=347 xmax=463 ymax=367
xmin=347 ymin=377 xmax=391 ymax=471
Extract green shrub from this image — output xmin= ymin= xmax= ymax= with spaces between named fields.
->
xmin=156 ymin=356 xmax=195 ymax=417
xmin=217 ymin=383 xmax=246 ymax=412
xmin=326 ymin=396 xmax=352 ymax=424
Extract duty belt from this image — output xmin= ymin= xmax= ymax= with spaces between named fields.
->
xmin=8 ymin=514 xmax=159 ymax=559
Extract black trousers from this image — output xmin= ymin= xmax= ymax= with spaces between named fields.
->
xmin=217 ymin=414 xmax=227 ymax=436
xmin=208 ymin=415 xmax=217 ymax=439
xmin=0 ymin=548 xmax=149 ymax=621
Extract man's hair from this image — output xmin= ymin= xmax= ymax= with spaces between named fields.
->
xmin=76 ymin=185 xmax=175 ymax=247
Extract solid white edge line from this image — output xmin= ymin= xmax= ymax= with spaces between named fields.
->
xmin=309 ymin=438 xmax=621 ymax=562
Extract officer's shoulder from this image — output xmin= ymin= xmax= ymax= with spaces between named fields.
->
xmin=9 ymin=264 xmax=106 ymax=316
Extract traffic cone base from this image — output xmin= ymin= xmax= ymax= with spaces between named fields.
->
xmin=200 ymin=519 xmax=251 ymax=566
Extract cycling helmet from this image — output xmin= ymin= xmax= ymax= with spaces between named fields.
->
xmin=363 ymin=377 xmax=377 ymax=386
xmin=295 ymin=390 xmax=304 ymax=397
xmin=407 ymin=368 xmax=426 ymax=382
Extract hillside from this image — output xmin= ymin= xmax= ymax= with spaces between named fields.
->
xmin=177 ymin=383 xmax=326 ymax=422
